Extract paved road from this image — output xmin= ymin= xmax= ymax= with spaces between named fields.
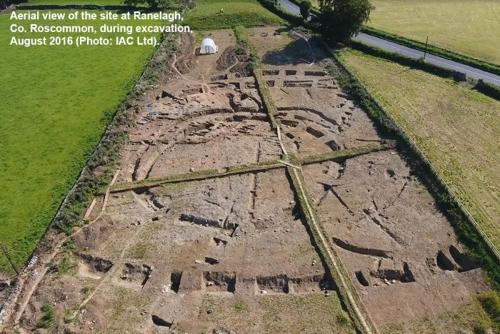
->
xmin=277 ymin=0 xmax=500 ymax=86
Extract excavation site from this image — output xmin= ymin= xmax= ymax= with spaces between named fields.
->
xmin=1 ymin=28 xmax=493 ymax=334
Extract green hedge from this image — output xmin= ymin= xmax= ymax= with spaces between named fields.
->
xmin=474 ymin=80 xmax=500 ymax=100
xmin=1 ymin=0 xmax=22 ymax=9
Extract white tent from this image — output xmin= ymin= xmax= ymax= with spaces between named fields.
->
xmin=200 ymin=38 xmax=218 ymax=54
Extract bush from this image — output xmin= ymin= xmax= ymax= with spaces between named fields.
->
xmin=36 ymin=304 xmax=55 ymax=329
xmin=478 ymin=291 xmax=500 ymax=323
xmin=319 ymin=0 xmax=372 ymax=43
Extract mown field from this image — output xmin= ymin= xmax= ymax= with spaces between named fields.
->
xmin=338 ymin=48 xmax=500 ymax=250
xmin=368 ymin=0 xmax=500 ymax=64
xmin=0 ymin=12 xmax=159 ymax=274
xmin=185 ymin=0 xmax=284 ymax=30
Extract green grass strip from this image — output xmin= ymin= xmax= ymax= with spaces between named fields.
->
xmin=299 ymin=141 xmax=395 ymax=165
xmin=110 ymin=142 xmax=388 ymax=193
xmin=254 ymin=68 xmax=279 ymax=129
xmin=233 ymin=25 xmax=279 ymax=130
xmin=110 ymin=160 xmax=284 ymax=193
xmin=347 ymin=40 xmax=500 ymax=101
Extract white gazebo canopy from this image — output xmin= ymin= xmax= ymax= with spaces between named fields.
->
xmin=200 ymin=38 xmax=218 ymax=54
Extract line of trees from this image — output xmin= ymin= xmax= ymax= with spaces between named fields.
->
xmin=122 ymin=0 xmax=191 ymax=9
xmin=123 ymin=0 xmax=166 ymax=8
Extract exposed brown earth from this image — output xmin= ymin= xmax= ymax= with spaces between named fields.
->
xmin=303 ymin=153 xmax=488 ymax=327
xmin=0 ymin=27 xmax=493 ymax=334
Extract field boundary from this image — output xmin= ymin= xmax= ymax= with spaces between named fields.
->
xmin=323 ymin=43 xmax=500 ymax=287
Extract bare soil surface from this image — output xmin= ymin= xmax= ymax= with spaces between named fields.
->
xmin=1 ymin=27 xmax=492 ymax=334
xmin=117 ymin=30 xmax=281 ymax=183
xmin=303 ymin=152 xmax=488 ymax=327
xmin=248 ymin=27 xmax=491 ymax=332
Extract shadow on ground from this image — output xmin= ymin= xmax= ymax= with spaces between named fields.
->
xmin=262 ymin=37 xmax=331 ymax=66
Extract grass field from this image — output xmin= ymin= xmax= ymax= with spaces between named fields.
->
xmin=381 ymin=293 xmax=498 ymax=334
xmin=368 ymin=0 xmax=500 ymax=64
xmin=0 ymin=12 xmax=159 ymax=274
xmin=338 ymin=48 xmax=500 ymax=249
xmin=185 ymin=0 xmax=284 ymax=30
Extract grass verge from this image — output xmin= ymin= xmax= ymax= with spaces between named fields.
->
xmin=348 ymin=40 xmax=500 ymax=101
xmin=232 ymin=25 xmax=279 ymax=130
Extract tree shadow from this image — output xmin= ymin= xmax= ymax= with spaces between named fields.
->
xmin=261 ymin=36 xmax=331 ymax=66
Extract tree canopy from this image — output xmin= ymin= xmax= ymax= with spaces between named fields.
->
xmin=299 ymin=0 xmax=312 ymax=20
xmin=318 ymin=0 xmax=372 ymax=43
